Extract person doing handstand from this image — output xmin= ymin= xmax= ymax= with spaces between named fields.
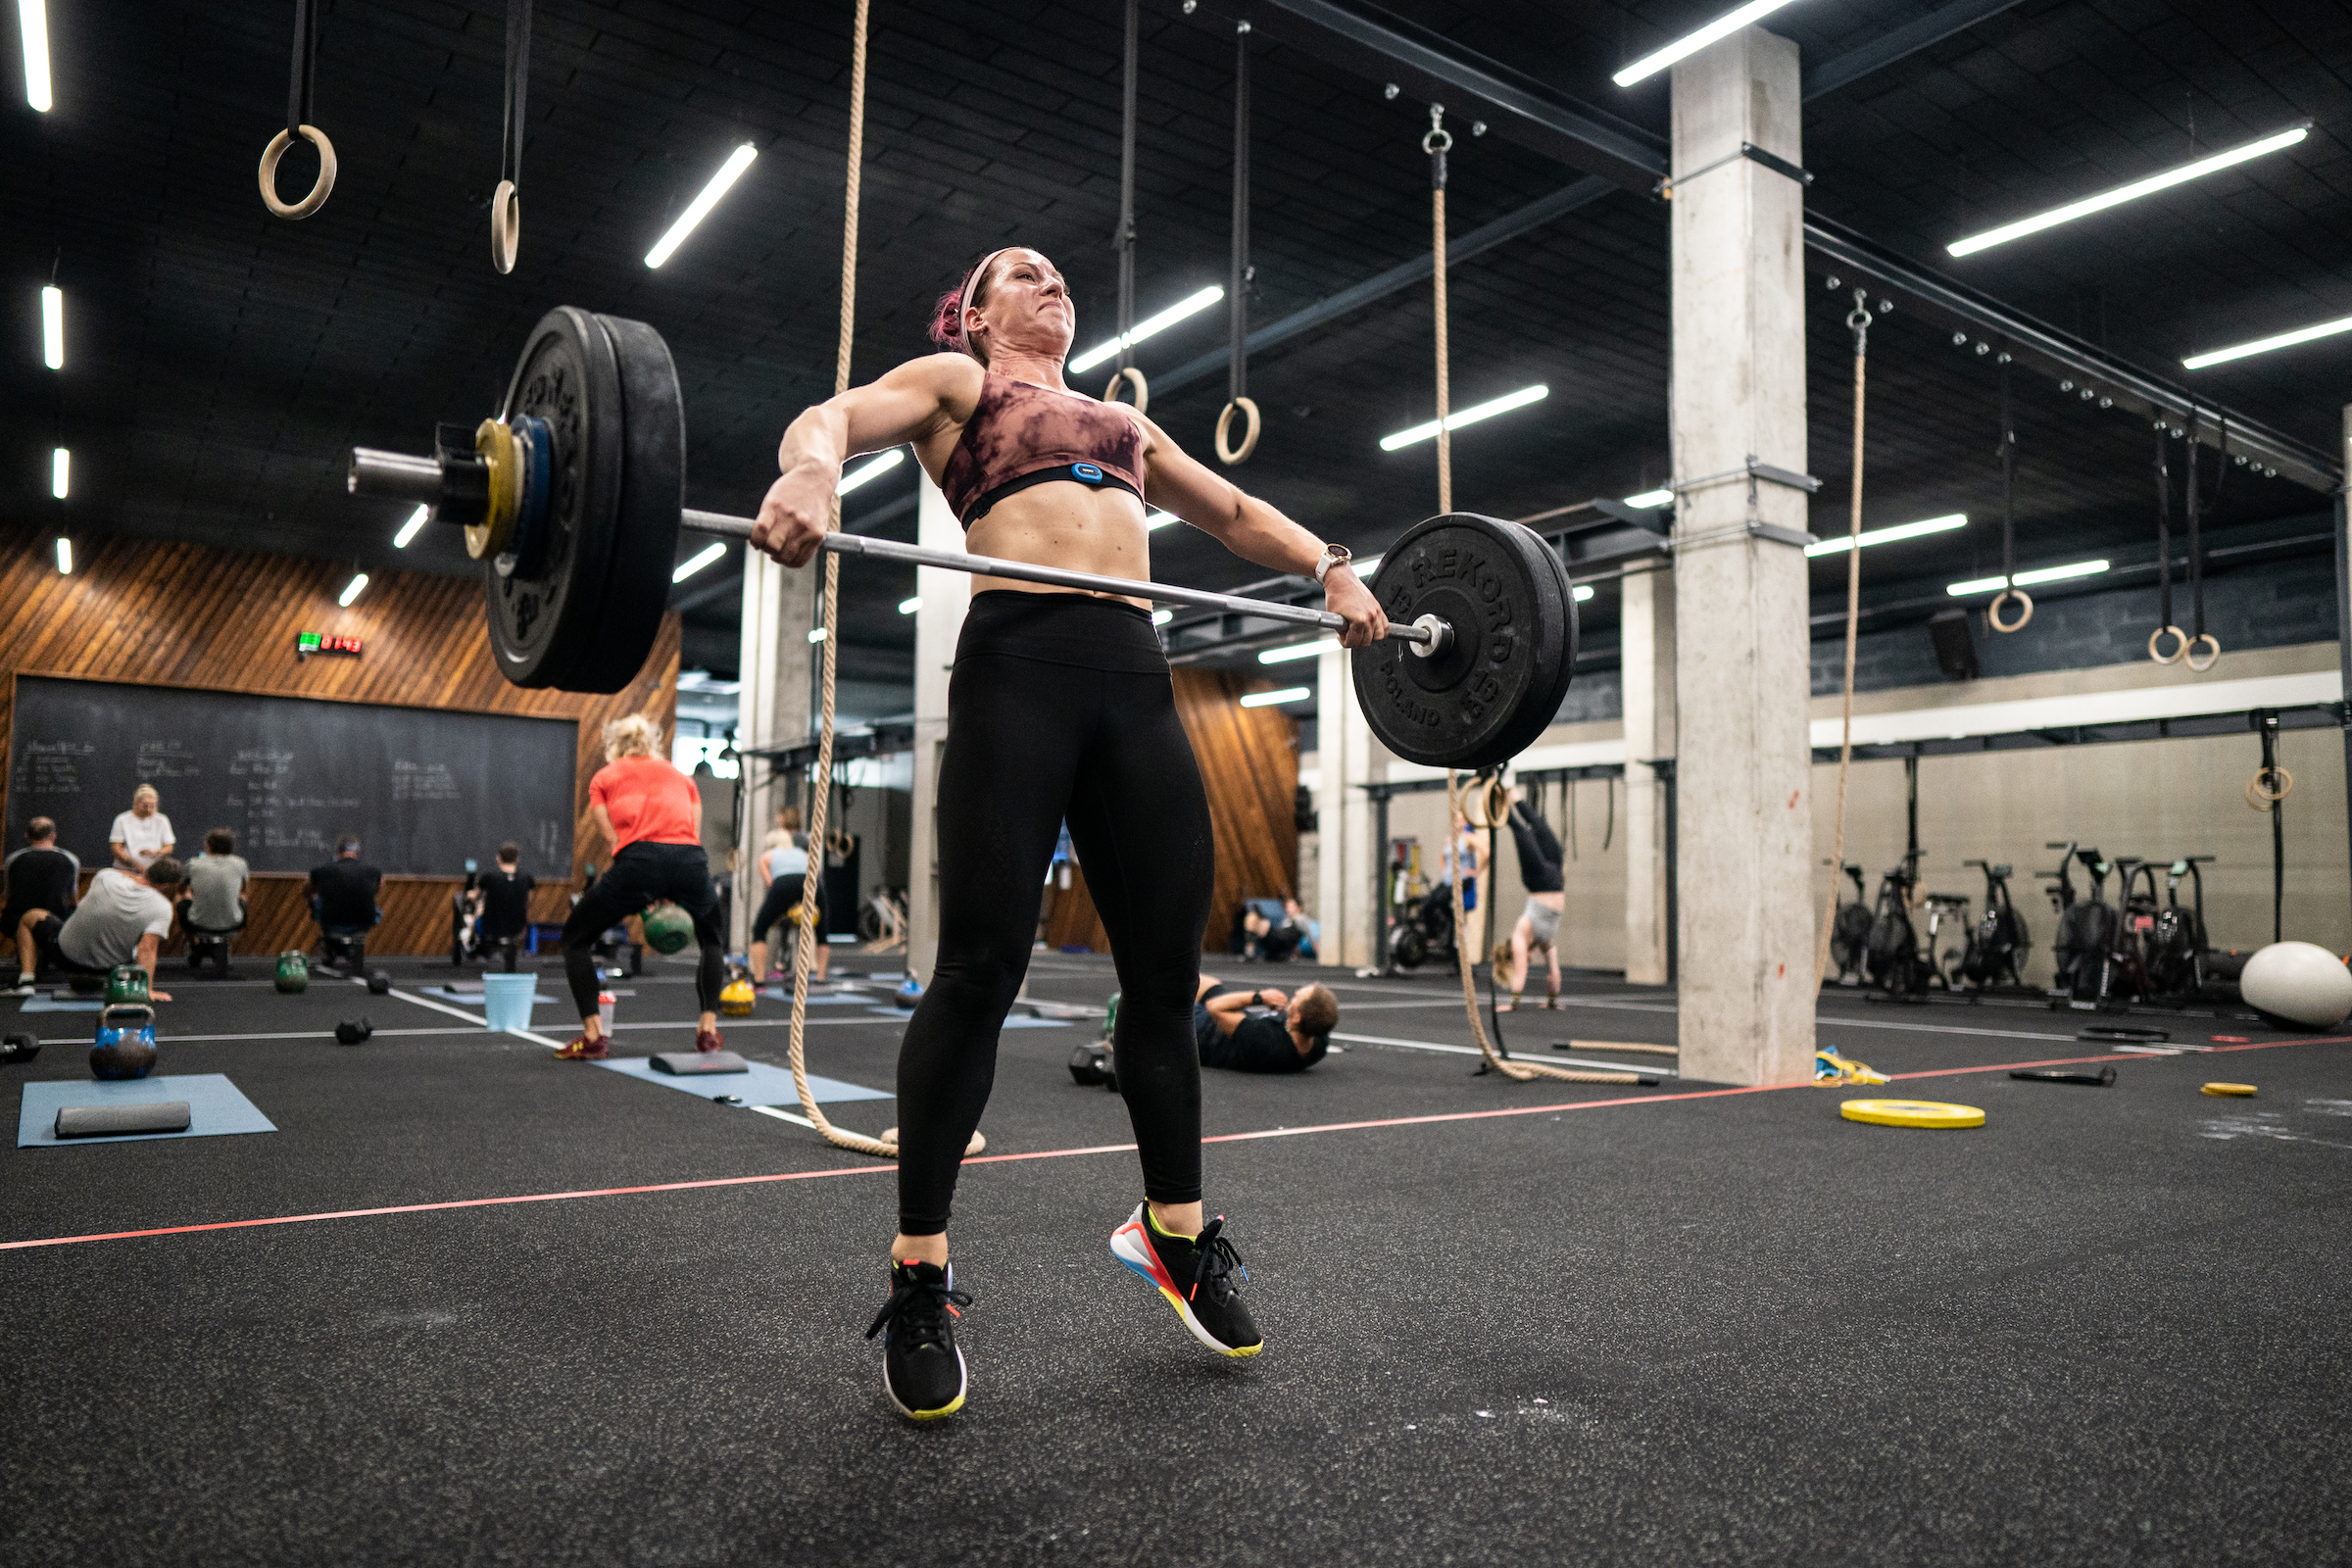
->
xmin=1495 ymin=792 xmax=1565 ymax=1011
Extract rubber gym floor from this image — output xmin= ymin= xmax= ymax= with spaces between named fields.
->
xmin=2 ymin=953 xmax=2346 ymax=1567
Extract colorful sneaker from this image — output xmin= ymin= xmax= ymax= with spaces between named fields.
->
xmin=864 ymin=1260 xmax=970 ymax=1420
xmin=696 ymin=1026 xmax=724 ymax=1054
xmin=553 ymin=1034 xmax=610 ymax=1060
xmin=1109 ymin=1203 xmax=1263 ymax=1357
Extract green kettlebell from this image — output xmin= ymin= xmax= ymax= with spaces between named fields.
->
xmin=274 ymin=951 xmax=310 ymax=995
xmin=106 ymin=964 xmax=153 ymax=1006
xmin=641 ymin=902 xmax=695 ymax=956
xmin=1101 ymin=989 xmax=1120 ymax=1043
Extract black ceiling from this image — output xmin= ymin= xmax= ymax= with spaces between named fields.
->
xmin=5 ymin=0 xmax=2347 ymax=686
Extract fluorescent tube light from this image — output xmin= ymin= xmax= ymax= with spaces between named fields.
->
xmin=645 ymin=144 xmax=759 ymax=269
xmin=53 ymin=536 xmax=69 ymax=573
xmin=1380 ymin=384 xmax=1548 ymax=451
xmin=1354 ymin=556 xmax=1380 ymax=578
xmin=1573 ymin=584 xmax=1595 ymax=602
xmin=1146 ymin=510 xmax=1181 ymax=530
xmin=1613 ymin=0 xmax=1801 ymax=86
xmin=393 ymin=506 xmax=430 ymax=548
xmin=1068 ymin=286 xmax=1226 ymax=375
xmin=808 ymin=626 xmax=827 ymax=643
xmin=1240 ymin=686 xmax=1312 ymax=708
xmin=1152 ymin=610 xmax=1172 ymax=626
xmin=898 ymin=596 xmax=921 ymax=614
xmin=1947 ymin=125 xmax=2309 ymax=259
xmin=338 ymin=572 xmax=369 ymax=607
xmin=839 ymin=448 xmax=905 ymax=495
xmin=1946 ymin=559 xmax=2109 ymax=597
xmin=39 ymin=284 xmax=61 ymax=368
xmin=1622 ymin=489 xmax=1672 ymax=509
xmin=19 ymin=0 xmax=50 ymax=112
xmin=1805 ymin=513 xmax=1966 ymax=558
xmin=49 ymin=446 xmax=67 ymax=498
xmin=2183 ymin=313 xmax=2352 ymax=370
xmin=1260 ymin=637 xmax=1339 ymax=665
xmin=672 ymin=541 xmax=725 ymax=582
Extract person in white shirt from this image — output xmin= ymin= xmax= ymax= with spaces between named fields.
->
xmin=17 ymin=858 xmax=180 ymax=1000
xmin=109 ymin=785 xmax=175 ymax=873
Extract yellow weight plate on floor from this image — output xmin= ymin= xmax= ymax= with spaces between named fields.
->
xmin=1839 ymin=1098 xmax=1985 ymax=1129
xmin=2201 ymin=1082 xmax=2258 ymax=1098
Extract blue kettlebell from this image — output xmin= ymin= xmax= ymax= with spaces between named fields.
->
xmin=91 ymin=1004 xmax=159 ymax=1081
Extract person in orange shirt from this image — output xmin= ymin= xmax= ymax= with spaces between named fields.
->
xmin=557 ymin=714 xmax=726 ymax=1059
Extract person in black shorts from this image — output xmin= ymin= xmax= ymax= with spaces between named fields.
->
xmin=474 ymin=842 xmax=536 ymax=965
xmin=1190 ymin=976 xmax=1341 ymax=1073
xmin=6 ymin=817 xmax=82 ymax=988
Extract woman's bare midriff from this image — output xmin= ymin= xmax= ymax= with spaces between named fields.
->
xmin=958 ymin=479 xmax=1156 ymax=612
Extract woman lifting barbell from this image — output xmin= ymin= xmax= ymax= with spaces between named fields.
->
xmin=749 ymin=245 xmax=1386 ymax=1422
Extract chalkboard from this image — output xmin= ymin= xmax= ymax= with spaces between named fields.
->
xmin=6 ymin=677 xmax=576 ymax=876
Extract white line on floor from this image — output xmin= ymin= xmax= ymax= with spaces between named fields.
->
xmin=1330 ymin=1030 xmax=1675 ymax=1076
xmin=746 ymin=1104 xmax=818 ymax=1129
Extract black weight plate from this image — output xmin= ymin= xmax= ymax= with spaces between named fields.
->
xmin=1351 ymin=514 xmax=1575 ymax=770
xmin=563 ymin=314 xmax=684 ymax=695
xmin=489 ymin=308 xmax=624 ymax=689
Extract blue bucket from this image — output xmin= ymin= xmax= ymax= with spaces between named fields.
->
xmin=481 ymin=973 xmax=538 ymax=1032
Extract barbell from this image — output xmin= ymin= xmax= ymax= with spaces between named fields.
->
xmin=346 ymin=306 xmax=1579 ymax=770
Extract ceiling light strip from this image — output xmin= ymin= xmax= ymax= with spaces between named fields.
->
xmin=645 ymin=144 xmax=760 ymax=269
xmin=1068 ymin=286 xmax=1226 ymax=375
xmin=1613 ymin=0 xmax=1802 ymax=86
xmin=2182 ymin=313 xmax=2352 ymax=371
xmin=1947 ymin=125 xmax=2309 ymax=259
xmin=1380 ymin=384 xmax=1548 ymax=451
xmin=1804 ymin=513 xmax=1966 ymax=558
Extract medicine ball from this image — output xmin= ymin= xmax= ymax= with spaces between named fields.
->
xmin=641 ymin=903 xmax=695 ymax=956
xmin=719 ymin=973 xmax=757 ymax=1017
xmin=366 ymin=970 xmax=392 ymax=995
xmin=91 ymin=1004 xmax=158 ymax=1081
xmin=334 ymin=1017 xmax=374 ymax=1046
xmin=2238 ymin=941 xmax=2352 ymax=1030
xmin=274 ymin=951 xmax=310 ymax=995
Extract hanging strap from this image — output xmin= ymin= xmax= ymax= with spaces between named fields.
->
xmin=1103 ymin=0 xmax=1147 ymax=412
xmin=1215 ymin=24 xmax=1258 ymax=464
xmin=259 ymin=0 xmax=336 ymax=219
xmin=491 ymin=0 xmax=530 ymax=272
xmin=1426 ymin=104 xmax=1453 ymax=512
xmin=1988 ymin=365 xmax=2031 ymax=632
xmin=2148 ymin=427 xmax=2184 ymax=662
xmin=2183 ymin=411 xmax=2220 ymax=668
xmin=287 ymin=0 xmax=318 ymax=135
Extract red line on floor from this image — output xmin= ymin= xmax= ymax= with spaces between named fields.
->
xmin=6 ymin=1035 xmax=2339 ymax=1252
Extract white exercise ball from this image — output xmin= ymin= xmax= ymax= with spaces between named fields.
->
xmin=2239 ymin=941 xmax=2352 ymax=1030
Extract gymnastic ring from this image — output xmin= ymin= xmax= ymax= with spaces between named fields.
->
xmin=1987 ymin=589 xmax=2032 ymax=633
xmin=1215 ymin=397 xmax=1261 ymax=466
xmin=1464 ymin=775 xmax=1508 ymax=831
xmin=1102 ymin=366 xmax=1149 ymax=415
xmin=491 ymin=179 xmax=520 ymax=274
xmin=2245 ymin=765 xmax=2293 ymax=809
xmin=2146 ymin=625 xmax=2187 ymax=665
xmin=259 ymin=124 xmax=337 ymax=220
xmin=2184 ymin=632 xmax=2222 ymax=672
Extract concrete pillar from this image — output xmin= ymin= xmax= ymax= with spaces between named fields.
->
xmin=734 ymin=548 xmax=814 ymax=949
xmin=1620 ymin=564 xmax=1676 ymax=984
xmin=2336 ymin=405 xmax=2352 ymax=928
xmin=906 ymin=472 xmax=971 ymax=981
xmin=1315 ymin=645 xmax=1380 ymax=968
xmin=1668 ymin=25 xmax=1815 ymax=1087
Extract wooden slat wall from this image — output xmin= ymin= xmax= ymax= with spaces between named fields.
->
xmin=0 ymin=532 xmax=679 ymax=956
xmin=1041 ymin=668 xmax=1299 ymax=955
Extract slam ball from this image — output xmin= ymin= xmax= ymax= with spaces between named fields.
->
xmin=2239 ymin=941 xmax=2352 ymax=1030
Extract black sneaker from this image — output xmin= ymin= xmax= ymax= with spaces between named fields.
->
xmin=1109 ymin=1203 xmax=1263 ymax=1357
xmin=864 ymin=1260 xmax=970 ymax=1420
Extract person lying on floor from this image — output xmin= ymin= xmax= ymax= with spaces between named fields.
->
xmin=1189 ymin=975 xmax=1339 ymax=1073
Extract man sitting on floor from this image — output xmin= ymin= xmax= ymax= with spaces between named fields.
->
xmin=19 ymin=857 xmax=181 ymax=1001
xmin=5 ymin=816 xmax=80 ymax=986
xmin=1191 ymin=975 xmax=1340 ymax=1073
xmin=309 ymin=834 xmax=383 ymax=974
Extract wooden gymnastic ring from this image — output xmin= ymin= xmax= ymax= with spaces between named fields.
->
xmin=1102 ymin=366 xmax=1148 ymax=414
xmin=1987 ymin=589 xmax=2032 ymax=633
xmin=259 ymin=124 xmax=337 ymax=220
xmin=2146 ymin=625 xmax=2187 ymax=664
xmin=1463 ymin=775 xmax=1508 ymax=830
xmin=1214 ymin=397 xmax=1260 ymax=466
xmin=2245 ymin=765 xmax=2293 ymax=809
xmin=2184 ymin=632 xmax=2221 ymax=672
xmin=491 ymin=179 xmax=520 ymax=274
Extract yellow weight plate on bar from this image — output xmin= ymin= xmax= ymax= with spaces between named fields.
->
xmin=1839 ymin=1098 xmax=1985 ymax=1129
xmin=2200 ymin=1082 xmax=2258 ymax=1098
xmin=466 ymin=417 xmax=519 ymax=561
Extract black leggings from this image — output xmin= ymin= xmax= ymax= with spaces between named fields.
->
xmin=897 ymin=592 xmax=1214 ymax=1235
xmin=563 ymin=841 xmax=724 ymax=1017
xmin=753 ymin=875 xmax=823 ymax=946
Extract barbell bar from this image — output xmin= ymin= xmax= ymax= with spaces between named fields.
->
xmin=352 ymin=446 xmax=1446 ymax=653
xmin=341 ymin=306 xmax=1577 ymax=769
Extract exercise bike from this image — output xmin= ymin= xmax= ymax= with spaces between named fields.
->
xmin=1864 ymin=859 xmax=1929 ymax=999
xmin=2140 ymin=856 xmax=2217 ymax=1000
xmin=1954 ymin=860 xmax=2031 ymax=990
xmin=1921 ymin=891 xmax=1972 ymax=990
xmin=2040 ymin=843 xmax=2121 ymax=1008
xmin=1826 ymin=862 xmax=1872 ymax=986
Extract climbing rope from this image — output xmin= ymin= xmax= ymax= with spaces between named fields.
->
xmin=1427 ymin=104 xmax=1452 ymax=514
xmin=259 ymin=0 xmax=336 ymax=219
xmin=1813 ymin=292 xmax=1871 ymax=990
xmin=781 ymin=0 xmax=979 ymax=1161
xmin=491 ymin=0 xmax=530 ymax=272
xmin=1215 ymin=22 xmax=1258 ymax=464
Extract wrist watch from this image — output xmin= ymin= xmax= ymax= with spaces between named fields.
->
xmin=1312 ymin=543 xmax=1352 ymax=584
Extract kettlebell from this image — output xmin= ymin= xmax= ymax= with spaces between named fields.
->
xmin=106 ymin=964 xmax=153 ymax=1006
xmin=895 ymin=976 xmax=923 ymax=1008
xmin=641 ymin=902 xmax=695 ymax=956
xmin=366 ymin=969 xmax=392 ymax=996
xmin=274 ymin=951 xmax=310 ymax=995
xmin=1101 ymin=989 xmax=1120 ymax=1043
xmin=718 ymin=972 xmax=757 ymax=1017
xmin=334 ymin=1017 xmax=373 ymax=1046
xmin=91 ymin=1004 xmax=159 ymax=1080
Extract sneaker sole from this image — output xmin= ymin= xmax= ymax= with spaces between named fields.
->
xmin=881 ymin=1347 xmax=968 ymax=1421
xmin=1108 ymin=1219 xmax=1262 ymax=1358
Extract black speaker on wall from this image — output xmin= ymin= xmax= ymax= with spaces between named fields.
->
xmin=1928 ymin=608 xmax=1980 ymax=681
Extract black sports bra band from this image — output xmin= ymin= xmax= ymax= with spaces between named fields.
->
xmin=959 ymin=462 xmax=1144 ymax=527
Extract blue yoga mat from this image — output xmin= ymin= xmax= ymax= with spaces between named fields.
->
xmin=757 ymin=988 xmax=871 ymax=1004
xmin=595 ymin=1056 xmax=892 ymax=1105
xmin=18 ymin=1074 xmax=276 ymax=1148
xmin=19 ymin=995 xmax=102 ymax=1013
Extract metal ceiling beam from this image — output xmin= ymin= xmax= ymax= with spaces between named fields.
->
xmin=1799 ymin=0 xmax=2025 ymax=100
